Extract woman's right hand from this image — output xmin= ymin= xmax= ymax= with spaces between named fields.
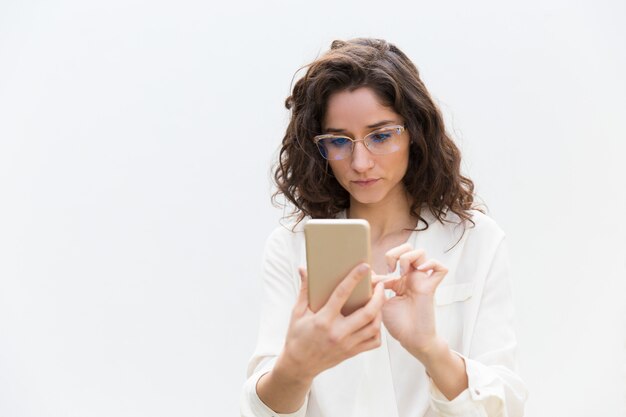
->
xmin=256 ymin=264 xmax=385 ymax=413
xmin=275 ymin=263 xmax=386 ymax=382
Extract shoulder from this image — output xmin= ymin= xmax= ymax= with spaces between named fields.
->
xmin=465 ymin=209 xmax=506 ymax=242
xmin=436 ymin=208 xmax=505 ymax=243
xmin=264 ymin=217 xmax=307 ymax=255
xmin=418 ymin=208 xmax=505 ymax=263
xmin=452 ymin=210 xmax=508 ymax=271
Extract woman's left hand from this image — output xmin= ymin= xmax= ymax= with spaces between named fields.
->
xmin=375 ymin=243 xmax=448 ymax=360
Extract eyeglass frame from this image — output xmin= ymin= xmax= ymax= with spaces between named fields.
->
xmin=312 ymin=124 xmax=407 ymax=160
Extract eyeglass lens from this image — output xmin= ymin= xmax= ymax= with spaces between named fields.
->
xmin=316 ymin=126 xmax=403 ymax=160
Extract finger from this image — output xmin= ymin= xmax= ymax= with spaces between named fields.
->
xmin=384 ymin=243 xmax=413 ymax=273
xmin=347 ymin=310 xmax=382 ymax=348
xmin=416 ymin=259 xmax=449 ymax=285
xmin=383 ymin=277 xmax=404 ymax=293
xmin=342 ymin=282 xmax=385 ymax=332
xmin=294 ymin=267 xmax=309 ymax=316
xmin=371 ymin=273 xmax=391 ymax=286
xmin=322 ymin=263 xmax=370 ymax=317
xmin=349 ymin=332 xmax=382 ymax=356
xmin=398 ymin=249 xmax=426 ymax=276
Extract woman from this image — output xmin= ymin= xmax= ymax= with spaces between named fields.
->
xmin=241 ymin=38 xmax=527 ymax=417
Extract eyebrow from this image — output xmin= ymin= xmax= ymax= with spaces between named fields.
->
xmin=324 ymin=120 xmax=397 ymax=134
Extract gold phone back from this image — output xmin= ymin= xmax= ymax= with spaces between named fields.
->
xmin=304 ymin=219 xmax=372 ymax=315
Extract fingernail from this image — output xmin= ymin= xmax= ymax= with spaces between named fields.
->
xmin=399 ymin=266 xmax=405 ymax=275
xmin=416 ymin=263 xmax=426 ymax=270
xmin=358 ymin=264 xmax=369 ymax=273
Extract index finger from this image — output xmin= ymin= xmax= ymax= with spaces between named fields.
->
xmin=371 ymin=273 xmax=392 ymax=286
xmin=321 ymin=263 xmax=370 ymax=317
xmin=384 ymin=243 xmax=414 ymax=273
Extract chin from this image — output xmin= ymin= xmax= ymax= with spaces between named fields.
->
xmin=349 ymin=189 xmax=388 ymax=205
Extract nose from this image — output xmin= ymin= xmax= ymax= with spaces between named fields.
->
xmin=350 ymin=141 xmax=374 ymax=173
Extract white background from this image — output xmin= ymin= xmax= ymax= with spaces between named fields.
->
xmin=1 ymin=1 xmax=624 ymax=416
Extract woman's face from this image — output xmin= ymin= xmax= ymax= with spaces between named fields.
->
xmin=322 ymin=87 xmax=410 ymax=207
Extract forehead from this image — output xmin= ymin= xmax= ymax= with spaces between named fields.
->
xmin=323 ymin=87 xmax=400 ymax=131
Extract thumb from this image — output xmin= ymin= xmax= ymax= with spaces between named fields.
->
xmin=383 ymin=276 xmax=404 ymax=294
xmin=294 ymin=267 xmax=309 ymax=315
xmin=416 ymin=259 xmax=448 ymax=288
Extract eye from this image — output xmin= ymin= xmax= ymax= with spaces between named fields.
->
xmin=329 ymin=137 xmax=350 ymax=147
xmin=370 ymin=132 xmax=392 ymax=143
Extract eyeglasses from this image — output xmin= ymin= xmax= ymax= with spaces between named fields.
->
xmin=313 ymin=125 xmax=406 ymax=161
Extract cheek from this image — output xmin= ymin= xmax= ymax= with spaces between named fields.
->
xmin=388 ymin=148 xmax=410 ymax=177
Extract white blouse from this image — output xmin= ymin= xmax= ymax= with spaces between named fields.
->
xmin=241 ymin=210 xmax=528 ymax=417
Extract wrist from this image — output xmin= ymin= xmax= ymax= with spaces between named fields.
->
xmin=405 ymin=336 xmax=449 ymax=367
xmin=273 ymin=349 xmax=316 ymax=387
xmin=409 ymin=338 xmax=469 ymax=400
xmin=256 ymin=351 xmax=314 ymax=414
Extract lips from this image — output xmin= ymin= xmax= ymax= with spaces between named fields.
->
xmin=352 ymin=178 xmax=380 ymax=186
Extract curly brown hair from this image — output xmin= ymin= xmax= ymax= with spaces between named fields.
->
xmin=273 ymin=38 xmax=482 ymax=230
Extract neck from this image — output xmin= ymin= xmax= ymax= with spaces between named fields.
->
xmin=347 ymin=186 xmax=418 ymax=243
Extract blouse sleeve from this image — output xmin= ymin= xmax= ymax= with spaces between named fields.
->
xmin=429 ymin=237 xmax=528 ymax=417
xmin=240 ymin=227 xmax=309 ymax=417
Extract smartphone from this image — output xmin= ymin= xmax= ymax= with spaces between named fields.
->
xmin=304 ymin=219 xmax=372 ymax=316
